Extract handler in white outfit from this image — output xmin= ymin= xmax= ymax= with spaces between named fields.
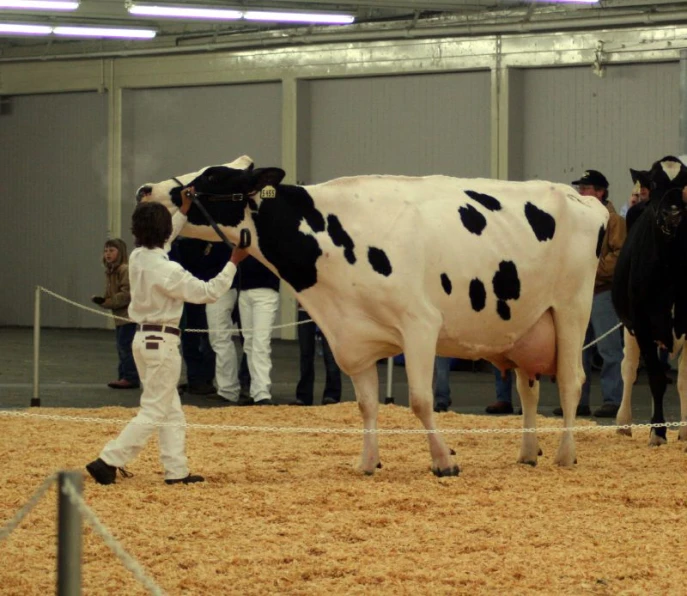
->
xmin=86 ymin=189 xmax=247 ymax=485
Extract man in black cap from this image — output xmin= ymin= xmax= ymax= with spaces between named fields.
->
xmin=553 ymin=169 xmax=627 ymax=418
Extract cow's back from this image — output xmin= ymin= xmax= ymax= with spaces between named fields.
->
xmin=304 ymin=175 xmax=607 ymax=355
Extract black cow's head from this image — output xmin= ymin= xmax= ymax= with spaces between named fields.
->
xmin=648 ymin=155 xmax=687 ymax=238
xmin=186 ymin=165 xmax=286 ymax=228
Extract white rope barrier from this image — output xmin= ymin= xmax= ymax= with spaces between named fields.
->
xmin=0 ymin=473 xmax=57 ymax=542
xmin=61 ymin=479 xmax=166 ymax=596
xmin=37 ymin=286 xmax=312 ymax=333
xmin=2 ymin=409 xmax=685 ymax=436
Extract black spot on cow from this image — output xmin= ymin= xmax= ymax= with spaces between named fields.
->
xmin=496 ymin=300 xmax=511 ymax=321
xmin=327 ymin=214 xmax=356 ymax=264
xmin=524 ymin=202 xmax=556 ymax=242
xmin=441 ymin=273 xmax=452 ymax=295
xmin=492 ymin=261 xmax=520 ymax=321
xmin=465 ymin=190 xmax=502 ymax=212
xmin=596 ymin=225 xmax=605 ymax=258
xmin=368 ymin=247 xmax=392 ymax=276
xmin=469 ymin=278 xmax=486 ymax=312
xmin=459 ymin=204 xmax=487 ymax=235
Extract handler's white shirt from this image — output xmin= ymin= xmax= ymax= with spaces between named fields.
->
xmin=128 ymin=212 xmax=237 ymax=326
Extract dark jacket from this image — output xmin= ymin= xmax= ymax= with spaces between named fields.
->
xmin=239 ymin=256 xmax=280 ymax=292
xmin=169 ymin=238 xmax=236 ymax=287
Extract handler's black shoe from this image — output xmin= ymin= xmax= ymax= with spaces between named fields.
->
xmin=322 ymin=396 xmax=340 ymax=405
xmin=86 ymin=458 xmax=117 ymax=485
xmin=552 ymin=405 xmax=592 ymax=417
xmin=165 ymin=474 xmax=205 ymax=485
xmin=593 ymin=403 xmax=620 ymax=418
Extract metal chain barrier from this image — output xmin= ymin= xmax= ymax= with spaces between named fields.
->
xmin=60 ymin=479 xmax=166 ymax=596
xmin=0 ymin=473 xmax=58 ymax=542
xmin=37 ymin=286 xmax=312 ymax=333
xmin=2 ymin=409 xmax=685 ymax=436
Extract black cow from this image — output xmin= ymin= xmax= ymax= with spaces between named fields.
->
xmin=612 ymin=155 xmax=687 ymax=446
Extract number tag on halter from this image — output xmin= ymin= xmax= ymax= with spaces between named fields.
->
xmin=260 ymin=186 xmax=276 ymax=199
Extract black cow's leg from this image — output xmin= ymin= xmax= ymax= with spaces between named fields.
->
xmin=637 ymin=334 xmax=668 ymax=446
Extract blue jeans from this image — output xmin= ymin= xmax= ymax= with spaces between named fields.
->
xmin=434 ymin=357 xmax=452 ymax=407
xmin=581 ymin=290 xmax=623 ymax=406
xmin=115 ymin=323 xmax=139 ymax=384
xmin=493 ymin=365 xmax=512 ymax=403
xmin=296 ymin=310 xmax=341 ymax=404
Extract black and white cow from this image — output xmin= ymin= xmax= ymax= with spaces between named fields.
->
xmin=138 ymin=158 xmax=609 ymax=474
xmin=612 ymin=156 xmax=687 ymax=447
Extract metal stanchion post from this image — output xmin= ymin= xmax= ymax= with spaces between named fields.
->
xmin=32 ymin=286 xmax=41 ymax=407
xmin=57 ymin=471 xmax=83 ymax=596
xmin=384 ymin=356 xmax=395 ymax=404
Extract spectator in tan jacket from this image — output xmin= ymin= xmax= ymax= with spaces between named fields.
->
xmin=92 ymin=238 xmax=140 ymax=389
xmin=554 ymin=169 xmax=627 ymax=418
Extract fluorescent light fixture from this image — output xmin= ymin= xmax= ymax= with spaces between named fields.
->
xmin=0 ymin=0 xmax=78 ymax=9
xmin=128 ymin=4 xmax=241 ymax=20
xmin=244 ymin=10 xmax=354 ymax=24
xmin=0 ymin=22 xmax=51 ymax=34
xmin=53 ymin=25 xmax=156 ymax=38
xmin=127 ymin=3 xmax=354 ymax=25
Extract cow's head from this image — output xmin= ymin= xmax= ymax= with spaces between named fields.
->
xmin=185 ymin=164 xmax=286 ymax=227
xmin=648 ymin=155 xmax=687 ymax=238
xmin=135 ymin=155 xmax=255 ymax=214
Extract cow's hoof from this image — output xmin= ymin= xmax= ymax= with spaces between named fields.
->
xmin=432 ymin=465 xmax=460 ymax=477
xmin=450 ymin=448 xmax=456 ymax=455
xmin=538 ymin=448 xmax=543 ymax=456
xmin=648 ymin=435 xmax=667 ymax=447
xmin=360 ymin=461 xmax=382 ymax=475
xmin=616 ymin=427 xmax=632 ymax=437
xmin=518 ymin=458 xmax=537 ymax=467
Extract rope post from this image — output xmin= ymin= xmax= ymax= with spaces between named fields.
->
xmin=57 ymin=471 xmax=83 ymax=596
xmin=32 ymin=286 xmax=41 ymax=407
xmin=384 ymin=357 xmax=395 ymax=404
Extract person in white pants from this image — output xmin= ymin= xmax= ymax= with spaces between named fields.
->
xmin=237 ymin=256 xmax=280 ymax=405
xmin=86 ymin=189 xmax=247 ymax=486
xmin=205 ymin=287 xmax=241 ymax=402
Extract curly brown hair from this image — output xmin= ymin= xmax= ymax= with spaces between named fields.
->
xmin=131 ymin=202 xmax=173 ymax=249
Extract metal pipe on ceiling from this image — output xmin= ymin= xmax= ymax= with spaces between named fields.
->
xmin=0 ymin=7 xmax=684 ymax=63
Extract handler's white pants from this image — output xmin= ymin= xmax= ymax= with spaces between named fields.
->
xmin=100 ymin=331 xmax=189 ymax=481
xmin=205 ymin=288 xmax=240 ymax=401
xmin=239 ymin=288 xmax=280 ymax=402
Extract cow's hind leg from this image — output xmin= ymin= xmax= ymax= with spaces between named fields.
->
xmin=351 ymin=365 xmax=382 ymax=474
xmin=617 ymin=328 xmax=640 ymax=437
xmin=637 ymin=334 xmax=668 ymax=446
xmin=403 ymin=329 xmax=458 ymax=477
xmin=515 ymin=370 xmax=540 ymax=466
xmin=552 ymin=308 xmax=586 ymax=467
xmin=676 ymin=347 xmax=687 ymax=445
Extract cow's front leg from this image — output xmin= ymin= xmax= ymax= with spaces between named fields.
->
xmin=403 ymin=333 xmax=458 ymax=477
xmin=515 ymin=369 xmax=540 ymax=466
xmin=352 ymin=365 xmax=382 ymax=475
xmin=616 ymin=328 xmax=639 ymax=437
xmin=676 ymin=348 xmax=687 ymax=445
xmin=638 ymin=334 xmax=669 ymax=446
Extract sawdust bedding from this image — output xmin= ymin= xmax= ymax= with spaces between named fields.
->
xmin=1 ymin=403 xmax=686 ymax=595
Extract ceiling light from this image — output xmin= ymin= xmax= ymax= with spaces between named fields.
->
xmin=128 ymin=4 xmax=241 ymax=20
xmin=53 ymin=25 xmax=156 ymax=38
xmin=243 ymin=10 xmax=355 ymax=24
xmin=0 ymin=0 xmax=78 ymax=9
xmin=0 ymin=22 xmax=51 ymax=34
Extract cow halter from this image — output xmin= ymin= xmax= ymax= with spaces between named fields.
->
xmin=655 ymin=187 xmax=685 ymax=238
xmin=171 ymin=177 xmax=252 ymax=249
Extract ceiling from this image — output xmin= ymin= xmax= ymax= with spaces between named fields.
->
xmin=2 ymin=0 xmax=687 ymax=60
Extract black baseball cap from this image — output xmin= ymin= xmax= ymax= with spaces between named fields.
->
xmin=572 ymin=170 xmax=609 ymax=188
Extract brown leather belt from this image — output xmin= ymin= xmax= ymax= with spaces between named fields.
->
xmin=137 ymin=324 xmax=181 ymax=337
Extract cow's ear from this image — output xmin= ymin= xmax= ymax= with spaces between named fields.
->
xmin=250 ymin=168 xmax=286 ymax=192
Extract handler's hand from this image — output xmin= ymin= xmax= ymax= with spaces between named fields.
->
xmin=91 ymin=296 xmax=105 ymax=306
xmin=230 ymin=247 xmax=249 ymax=266
xmin=180 ymin=186 xmax=194 ymax=215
